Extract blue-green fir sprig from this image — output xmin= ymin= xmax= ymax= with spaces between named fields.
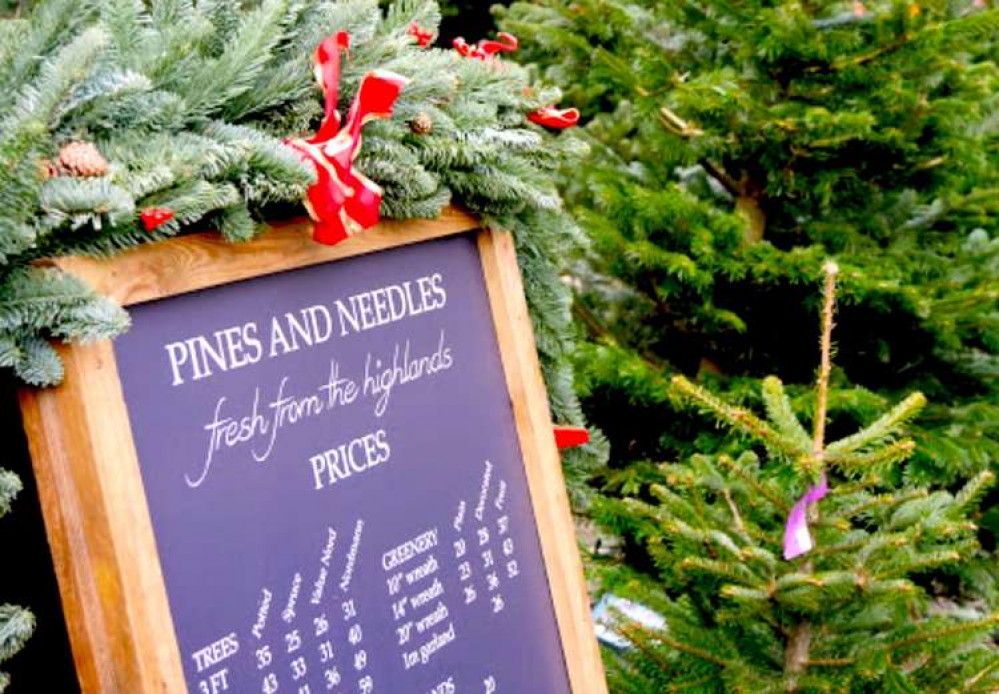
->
xmin=0 ymin=468 xmax=33 ymax=693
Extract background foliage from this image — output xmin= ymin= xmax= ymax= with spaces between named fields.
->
xmin=499 ymin=0 xmax=998 ymax=526
xmin=499 ymin=0 xmax=999 ymax=688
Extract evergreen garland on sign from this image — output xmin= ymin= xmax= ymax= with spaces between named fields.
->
xmin=598 ymin=264 xmax=999 ymax=693
xmin=0 ymin=0 xmax=602 ymax=492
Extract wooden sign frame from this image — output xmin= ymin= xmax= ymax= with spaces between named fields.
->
xmin=18 ymin=207 xmax=607 ymax=694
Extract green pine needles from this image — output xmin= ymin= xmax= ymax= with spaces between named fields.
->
xmin=598 ymin=263 xmax=999 ymax=693
xmin=0 ymin=468 xmax=33 ymax=693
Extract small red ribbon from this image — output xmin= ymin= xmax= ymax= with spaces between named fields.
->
xmin=408 ymin=21 xmax=434 ymax=48
xmin=554 ymin=426 xmax=590 ymax=450
xmin=286 ymin=32 xmax=409 ymax=246
xmin=140 ymin=207 xmax=174 ymax=231
xmin=453 ymin=32 xmax=519 ymax=61
xmin=529 ymin=106 xmax=580 ymax=129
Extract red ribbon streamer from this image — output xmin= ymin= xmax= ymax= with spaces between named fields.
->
xmin=554 ymin=426 xmax=590 ymax=450
xmin=479 ymin=32 xmax=519 ymax=56
xmin=453 ymin=32 xmax=519 ymax=61
xmin=408 ymin=21 xmax=434 ymax=48
xmin=529 ymin=106 xmax=580 ymax=129
xmin=286 ymin=32 xmax=409 ymax=246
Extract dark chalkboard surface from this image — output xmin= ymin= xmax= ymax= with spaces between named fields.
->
xmin=112 ymin=233 xmax=572 ymax=694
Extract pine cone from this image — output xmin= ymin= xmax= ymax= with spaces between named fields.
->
xmin=58 ymin=141 xmax=108 ymax=177
xmin=410 ymin=112 xmax=434 ymax=135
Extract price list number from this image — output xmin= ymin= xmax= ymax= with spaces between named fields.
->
xmin=314 ymin=613 xmax=330 ymax=638
xmin=197 ymin=670 xmax=230 ymax=694
xmin=324 ymin=666 xmax=342 ymax=690
xmin=257 ymin=646 xmax=273 ymax=671
xmin=341 ymin=599 xmax=374 ymax=692
xmin=291 ymin=655 xmax=308 ymax=681
xmin=456 ymin=537 xmax=476 ymax=605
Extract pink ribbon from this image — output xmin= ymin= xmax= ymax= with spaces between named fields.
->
xmin=783 ymin=472 xmax=829 ymax=560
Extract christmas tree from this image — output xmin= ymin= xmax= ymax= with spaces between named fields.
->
xmin=0 ymin=467 xmax=33 ymax=692
xmin=498 ymin=0 xmax=999 ymax=524
xmin=597 ymin=263 xmax=999 ymax=692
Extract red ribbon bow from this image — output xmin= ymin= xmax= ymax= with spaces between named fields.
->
xmin=140 ymin=207 xmax=174 ymax=231
xmin=408 ymin=21 xmax=435 ymax=48
xmin=528 ymin=106 xmax=580 ymax=129
xmin=286 ymin=32 xmax=409 ymax=246
xmin=453 ymin=32 xmax=519 ymax=60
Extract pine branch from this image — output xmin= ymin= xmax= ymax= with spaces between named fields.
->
xmin=717 ymin=453 xmax=789 ymax=514
xmin=672 ymin=375 xmax=814 ymax=471
xmin=0 ymin=471 xmax=21 ymax=519
xmin=621 ymin=620 xmax=733 ymax=669
xmin=761 ymin=376 xmax=812 ymax=455
xmin=826 ymin=393 xmax=929 ymax=458
xmin=951 ymin=470 xmax=996 ymax=517
xmin=885 ymin=613 xmax=999 ymax=653
xmin=827 ymin=439 xmax=917 ymax=472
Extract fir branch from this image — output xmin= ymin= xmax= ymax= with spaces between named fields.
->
xmin=655 ymin=106 xmax=740 ymax=198
xmin=833 ymin=489 xmax=929 ymax=523
xmin=717 ymin=453 xmax=789 ymax=514
xmin=806 ymin=657 xmax=853 ymax=667
xmin=0 ymin=604 xmax=33 ymax=663
xmin=826 ymin=393 xmax=929 ymax=458
xmin=621 ymin=620 xmax=731 ymax=669
xmin=874 ymin=551 xmax=963 ymax=580
xmin=0 ymin=471 xmax=21 ymax=519
xmin=672 ymin=375 xmax=813 ymax=470
xmin=951 ymin=470 xmax=996 ymax=517
xmin=679 ymin=556 xmax=762 ymax=586
xmin=761 ymin=376 xmax=812 ymax=455
xmin=14 ymin=333 xmax=63 ymax=386
xmin=827 ymin=439 xmax=917 ymax=472
xmin=963 ymin=658 xmax=999 ymax=691
xmin=885 ymin=613 xmax=999 ymax=653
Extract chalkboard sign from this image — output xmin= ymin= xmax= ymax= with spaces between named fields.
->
xmin=19 ymin=209 xmax=606 ymax=694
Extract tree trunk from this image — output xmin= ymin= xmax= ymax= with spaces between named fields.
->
xmin=736 ymin=194 xmax=766 ymax=244
xmin=784 ymin=620 xmax=812 ymax=691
